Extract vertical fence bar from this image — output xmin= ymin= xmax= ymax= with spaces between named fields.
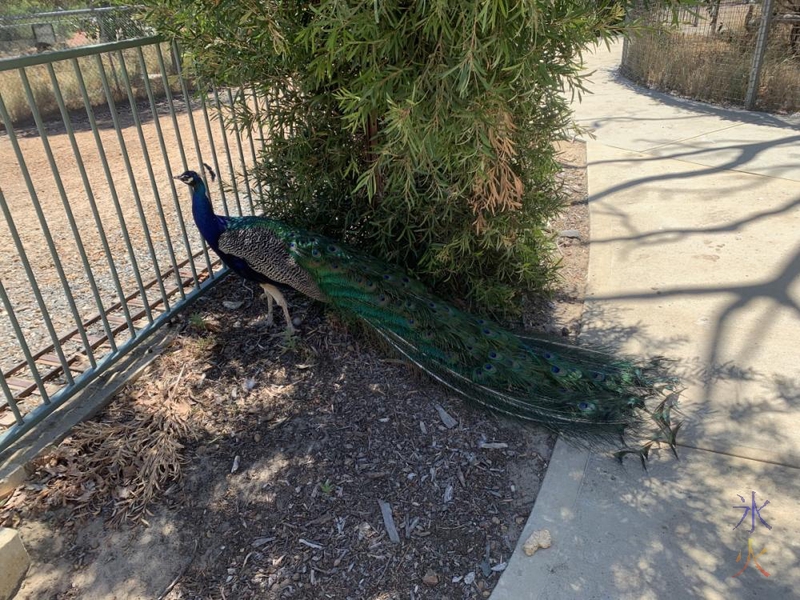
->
xmin=46 ymin=62 xmax=120 ymax=353
xmin=241 ymin=89 xmax=265 ymax=202
xmin=74 ymin=57 xmax=153 ymax=330
xmin=169 ymin=41 xmax=216 ymax=278
xmin=0 ymin=365 xmax=24 ymax=427
xmin=227 ymin=88 xmax=257 ymax=215
xmin=745 ymin=0 xmax=774 ymax=110
xmin=95 ymin=51 xmax=170 ymax=312
xmin=0 ymin=93 xmax=78 ymax=386
xmin=115 ymin=50 xmax=183 ymax=305
xmin=251 ymin=88 xmax=268 ymax=155
xmin=197 ymin=80 xmax=231 ymax=216
xmin=20 ymin=66 xmax=111 ymax=366
xmin=134 ymin=45 xmax=190 ymax=300
xmin=153 ymin=42 xmax=201 ymax=287
xmin=0 ymin=179 xmax=64 ymax=395
xmin=0 ymin=274 xmax=50 ymax=408
xmin=212 ymin=86 xmax=245 ymax=216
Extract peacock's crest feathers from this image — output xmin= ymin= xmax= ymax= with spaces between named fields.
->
xmin=268 ymin=227 xmax=681 ymax=455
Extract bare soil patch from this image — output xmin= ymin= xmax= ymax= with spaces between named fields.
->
xmin=0 ymin=141 xmax=588 ymax=600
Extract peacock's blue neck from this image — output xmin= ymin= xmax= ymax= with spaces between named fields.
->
xmin=191 ymin=180 xmax=225 ymax=248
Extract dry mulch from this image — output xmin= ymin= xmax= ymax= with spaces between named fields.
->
xmin=0 ymin=141 xmax=588 ymax=600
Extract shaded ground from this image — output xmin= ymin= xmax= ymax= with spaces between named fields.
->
xmin=0 ymin=141 xmax=587 ymax=600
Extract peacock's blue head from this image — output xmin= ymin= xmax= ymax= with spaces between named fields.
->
xmin=174 ymin=163 xmax=216 ymax=189
xmin=174 ymin=170 xmax=203 ymax=188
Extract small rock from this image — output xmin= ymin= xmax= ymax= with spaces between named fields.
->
xmin=231 ymin=455 xmax=241 ymax=474
xmin=434 ymin=404 xmax=458 ymax=429
xmin=464 ymin=571 xmax=476 ymax=585
xmin=523 ymin=529 xmax=552 ymax=556
xmin=422 ymin=570 xmax=439 ymax=586
xmin=491 ymin=562 xmax=507 ymax=572
xmin=254 ymin=433 xmax=261 ymax=443
xmin=558 ymin=229 xmax=581 ymax=239
xmin=223 ymin=300 xmax=244 ymax=310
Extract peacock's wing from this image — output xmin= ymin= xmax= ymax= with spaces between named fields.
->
xmin=283 ymin=230 xmax=679 ymax=449
xmin=216 ymin=217 xmax=326 ymax=301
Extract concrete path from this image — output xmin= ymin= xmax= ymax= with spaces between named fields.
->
xmin=492 ymin=41 xmax=800 ymax=599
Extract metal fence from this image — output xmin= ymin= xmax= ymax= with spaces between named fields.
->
xmin=621 ymin=0 xmax=800 ymax=113
xmin=0 ymin=6 xmax=148 ymax=57
xmin=0 ymin=35 xmax=266 ymax=453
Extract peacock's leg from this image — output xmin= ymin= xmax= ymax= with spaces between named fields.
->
xmin=259 ymin=283 xmax=295 ymax=333
xmin=259 ymin=284 xmax=275 ymax=326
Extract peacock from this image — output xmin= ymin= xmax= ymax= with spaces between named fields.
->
xmin=175 ymin=166 xmax=680 ymax=457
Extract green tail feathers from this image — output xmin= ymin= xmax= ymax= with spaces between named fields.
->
xmin=274 ymin=224 xmax=680 ymax=456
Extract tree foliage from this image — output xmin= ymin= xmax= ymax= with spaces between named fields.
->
xmin=145 ymin=0 xmax=670 ymax=316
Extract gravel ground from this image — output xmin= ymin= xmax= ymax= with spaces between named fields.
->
xmin=0 ymin=94 xmax=260 ymax=424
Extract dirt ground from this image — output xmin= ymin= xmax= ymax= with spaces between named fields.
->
xmin=0 ymin=141 xmax=589 ymax=600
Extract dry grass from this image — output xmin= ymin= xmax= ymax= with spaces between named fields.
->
xmin=623 ymin=30 xmax=800 ymax=113
xmin=0 ymin=42 xmax=182 ymax=126
xmin=24 ymin=337 xmax=208 ymax=524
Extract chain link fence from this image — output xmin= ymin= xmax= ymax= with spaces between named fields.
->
xmin=621 ymin=0 xmax=800 ymax=113
xmin=0 ymin=6 xmax=149 ymax=57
